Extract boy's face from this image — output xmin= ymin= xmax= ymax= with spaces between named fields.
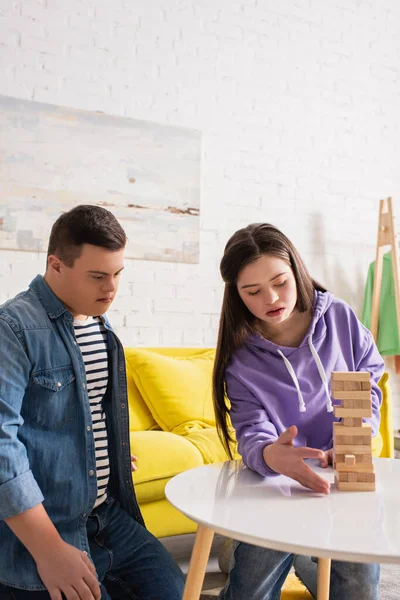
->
xmin=47 ymin=243 xmax=125 ymax=319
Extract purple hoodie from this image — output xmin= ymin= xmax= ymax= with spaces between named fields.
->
xmin=225 ymin=291 xmax=385 ymax=477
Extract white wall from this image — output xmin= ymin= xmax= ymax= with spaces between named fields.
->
xmin=1 ymin=0 xmax=400 ymax=426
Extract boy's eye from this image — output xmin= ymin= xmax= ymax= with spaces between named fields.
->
xmin=92 ymin=276 xmax=103 ymax=280
xmin=248 ymin=290 xmax=260 ymax=296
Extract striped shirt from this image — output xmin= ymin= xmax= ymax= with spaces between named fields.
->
xmin=74 ymin=316 xmax=110 ymax=508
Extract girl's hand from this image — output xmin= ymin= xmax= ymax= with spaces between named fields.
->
xmin=319 ymin=449 xmax=333 ymax=468
xmin=131 ymin=454 xmax=138 ymax=472
xmin=263 ymin=426 xmax=330 ymax=494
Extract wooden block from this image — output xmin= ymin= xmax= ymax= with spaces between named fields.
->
xmin=336 ymin=481 xmax=376 ymax=492
xmin=357 ymin=472 xmax=376 ymax=483
xmin=348 ymin=472 xmax=357 ymax=482
xmin=336 ymin=431 xmax=370 ymax=442
xmin=334 ymin=453 xmax=372 ymax=465
xmin=342 ymin=398 xmax=371 ymax=410
xmin=332 ymin=390 xmax=371 ymax=401
xmin=344 ymin=454 xmax=356 ymax=466
xmin=343 ymin=417 xmax=363 ymax=427
xmin=335 ymin=463 xmax=375 ymax=472
xmin=331 ymin=372 xmax=370 ymax=382
xmin=331 ymin=380 xmax=344 ymax=391
xmin=335 ymin=435 xmax=355 ymax=445
xmin=335 ymin=435 xmax=372 ymax=447
xmin=334 ymin=445 xmax=372 ymax=454
xmin=343 ymin=381 xmax=361 ymax=391
xmin=332 ymin=380 xmax=371 ymax=392
xmin=334 ymin=407 xmax=372 ymax=418
xmin=333 ymin=422 xmax=372 ymax=436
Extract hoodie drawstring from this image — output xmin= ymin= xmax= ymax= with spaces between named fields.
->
xmin=277 ymin=336 xmax=333 ymax=413
xmin=308 ymin=336 xmax=334 ymax=412
xmin=277 ymin=349 xmax=306 ymax=412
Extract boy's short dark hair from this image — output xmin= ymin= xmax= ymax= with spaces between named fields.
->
xmin=47 ymin=204 xmax=127 ymax=266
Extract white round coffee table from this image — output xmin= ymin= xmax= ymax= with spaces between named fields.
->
xmin=166 ymin=458 xmax=400 ymax=600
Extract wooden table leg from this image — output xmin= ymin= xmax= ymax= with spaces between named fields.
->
xmin=317 ymin=558 xmax=331 ymax=600
xmin=183 ymin=525 xmax=215 ymax=600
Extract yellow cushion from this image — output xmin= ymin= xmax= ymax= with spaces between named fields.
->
xmin=127 ymin=348 xmax=216 ymax=434
xmin=130 ymin=430 xmax=203 ymax=503
xmin=125 ymin=349 xmax=158 ymax=432
xmin=140 ymin=498 xmax=197 ymax=538
xmin=371 ymin=432 xmax=383 ymax=457
xmin=378 ymin=372 xmax=394 ymax=458
xmin=281 ymin=573 xmax=312 ymax=599
xmin=185 ymin=428 xmax=240 ymax=464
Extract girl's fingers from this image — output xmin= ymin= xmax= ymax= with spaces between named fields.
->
xmin=319 ymin=452 xmax=329 ymax=468
xmin=294 ymin=447 xmax=324 ymax=460
xmin=295 ymin=464 xmax=330 ymax=494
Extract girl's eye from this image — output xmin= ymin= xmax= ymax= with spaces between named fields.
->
xmin=275 ymin=281 xmax=286 ymax=288
xmin=248 ymin=290 xmax=260 ymax=296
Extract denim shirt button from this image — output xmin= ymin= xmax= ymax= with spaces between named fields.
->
xmin=121 ymin=403 xmax=125 ymax=409
xmin=119 ymin=366 xmax=124 ymax=372
xmin=57 ymin=382 xmax=61 ymax=388
xmin=89 ymin=470 xmax=94 ymax=476
xmin=82 ymin=382 xmax=86 ymax=389
xmin=86 ymin=426 xmax=91 ymax=432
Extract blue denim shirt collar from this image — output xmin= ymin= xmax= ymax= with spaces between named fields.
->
xmin=29 ymin=274 xmax=72 ymax=320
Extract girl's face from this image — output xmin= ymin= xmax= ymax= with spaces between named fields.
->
xmin=237 ymin=254 xmax=298 ymax=325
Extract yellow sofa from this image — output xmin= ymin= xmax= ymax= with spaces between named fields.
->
xmin=126 ymin=347 xmax=233 ymax=539
xmin=125 ymin=347 xmax=394 ymax=599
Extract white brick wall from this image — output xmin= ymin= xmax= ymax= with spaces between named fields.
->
xmin=1 ymin=0 xmax=400 ymax=426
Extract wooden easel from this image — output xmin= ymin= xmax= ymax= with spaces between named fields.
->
xmin=370 ymin=197 xmax=400 ymax=343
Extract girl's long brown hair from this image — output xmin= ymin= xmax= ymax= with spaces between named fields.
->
xmin=212 ymin=223 xmax=326 ymax=458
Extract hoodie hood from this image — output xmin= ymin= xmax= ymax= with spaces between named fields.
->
xmin=247 ymin=290 xmax=334 ymax=354
xmin=246 ymin=291 xmax=335 ymax=414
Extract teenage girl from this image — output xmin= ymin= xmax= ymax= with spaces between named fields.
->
xmin=213 ymin=223 xmax=383 ymax=600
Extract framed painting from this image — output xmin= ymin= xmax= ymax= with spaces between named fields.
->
xmin=0 ymin=95 xmax=201 ymax=263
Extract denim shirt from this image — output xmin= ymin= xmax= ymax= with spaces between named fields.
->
xmin=0 ymin=275 xmax=143 ymax=590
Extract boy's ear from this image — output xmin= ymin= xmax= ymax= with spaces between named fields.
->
xmin=47 ymin=254 xmax=62 ymax=274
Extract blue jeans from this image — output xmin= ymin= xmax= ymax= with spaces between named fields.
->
xmin=0 ymin=497 xmax=184 ymax=600
xmin=220 ymin=541 xmax=380 ymax=600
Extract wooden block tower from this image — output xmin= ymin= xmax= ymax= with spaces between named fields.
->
xmin=331 ymin=372 xmax=376 ymax=491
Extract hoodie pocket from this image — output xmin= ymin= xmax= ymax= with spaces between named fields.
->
xmin=25 ymin=366 xmax=77 ymax=430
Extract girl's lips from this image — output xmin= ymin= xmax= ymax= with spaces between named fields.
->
xmin=266 ymin=307 xmax=285 ymax=317
xmin=97 ymin=298 xmax=112 ymax=303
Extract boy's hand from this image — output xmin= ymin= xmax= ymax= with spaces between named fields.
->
xmin=131 ymin=454 xmax=138 ymax=472
xmin=263 ymin=426 xmax=330 ymax=494
xmin=35 ymin=540 xmax=101 ymax=600
xmin=319 ymin=449 xmax=333 ymax=468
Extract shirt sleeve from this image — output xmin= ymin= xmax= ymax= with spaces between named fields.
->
xmin=226 ymin=370 xmax=279 ymax=477
xmin=0 ymin=317 xmax=44 ymax=520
